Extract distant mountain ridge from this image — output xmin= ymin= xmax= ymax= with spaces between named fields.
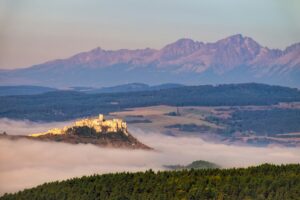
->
xmin=0 ymin=85 xmax=57 ymax=96
xmin=0 ymin=83 xmax=183 ymax=96
xmin=87 ymin=83 xmax=184 ymax=94
xmin=1 ymin=34 xmax=299 ymax=87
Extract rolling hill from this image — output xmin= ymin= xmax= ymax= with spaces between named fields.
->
xmin=86 ymin=83 xmax=184 ymax=94
xmin=0 ymin=83 xmax=183 ymax=96
xmin=164 ymin=160 xmax=220 ymax=170
xmin=1 ymin=164 xmax=299 ymax=200
xmin=0 ymin=83 xmax=299 ymax=121
xmin=0 ymin=86 xmax=57 ymax=96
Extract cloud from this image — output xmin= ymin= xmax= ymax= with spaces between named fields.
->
xmin=0 ymin=120 xmax=299 ymax=195
xmin=0 ymin=138 xmax=160 ymax=195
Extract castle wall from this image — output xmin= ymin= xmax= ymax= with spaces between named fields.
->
xmin=29 ymin=114 xmax=128 ymax=137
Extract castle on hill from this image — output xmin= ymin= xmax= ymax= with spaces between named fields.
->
xmin=30 ymin=114 xmax=128 ymax=137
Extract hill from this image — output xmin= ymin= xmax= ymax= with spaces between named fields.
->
xmin=0 ymin=114 xmax=151 ymax=150
xmin=1 ymin=34 xmax=300 ymax=88
xmin=0 ymin=83 xmax=183 ymax=96
xmin=0 ymin=83 xmax=299 ymax=121
xmin=0 ymin=85 xmax=57 ymax=96
xmin=164 ymin=160 xmax=220 ymax=170
xmin=1 ymin=164 xmax=299 ymax=200
xmin=0 ymin=129 xmax=150 ymax=150
xmin=86 ymin=83 xmax=183 ymax=94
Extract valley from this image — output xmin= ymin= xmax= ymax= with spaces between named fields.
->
xmin=1 ymin=1 xmax=299 ymax=199
xmin=1 ymin=83 xmax=300 ymax=147
xmin=110 ymin=104 xmax=300 ymax=147
xmin=1 ymin=83 xmax=299 ymax=122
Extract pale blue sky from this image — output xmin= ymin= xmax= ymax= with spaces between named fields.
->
xmin=0 ymin=0 xmax=299 ymax=69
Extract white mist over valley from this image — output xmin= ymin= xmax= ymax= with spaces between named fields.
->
xmin=0 ymin=119 xmax=299 ymax=195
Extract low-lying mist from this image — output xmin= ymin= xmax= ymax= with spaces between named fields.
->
xmin=0 ymin=119 xmax=300 ymax=195
xmin=0 ymin=118 xmax=73 ymax=136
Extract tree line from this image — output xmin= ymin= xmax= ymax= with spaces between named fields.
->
xmin=1 ymin=164 xmax=300 ymax=200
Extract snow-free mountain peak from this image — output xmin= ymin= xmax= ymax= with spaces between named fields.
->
xmin=1 ymin=34 xmax=299 ymax=87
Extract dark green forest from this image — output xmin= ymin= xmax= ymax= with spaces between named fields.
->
xmin=1 ymin=164 xmax=300 ymax=200
xmin=1 ymin=83 xmax=300 ymax=121
xmin=207 ymin=108 xmax=300 ymax=136
xmin=164 ymin=160 xmax=220 ymax=170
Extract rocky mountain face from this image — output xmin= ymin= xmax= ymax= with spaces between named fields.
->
xmin=1 ymin=34 xmax=299 ymax=87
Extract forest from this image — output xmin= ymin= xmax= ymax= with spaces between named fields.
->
xmin=1 ymin=83 xmax=300 ymax=121
xmin=207 ymin=108 xmax=300 ymax=136
xmin=1 ymin=164 xmax=299 ymax=200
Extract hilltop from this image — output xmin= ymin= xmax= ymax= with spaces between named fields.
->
xmin=164 ymin=160 xmax=220 ymax=170
xmin=0 ymin=114 xmax=151 ymax=150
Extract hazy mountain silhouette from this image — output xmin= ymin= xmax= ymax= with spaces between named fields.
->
xmin=1 ymin=34 xmax=299 ymax=87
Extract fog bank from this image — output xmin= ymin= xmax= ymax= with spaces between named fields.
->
xmin=0 ymin=119 xmax=299 ymax=195
xmin=0 ymin=118 xmax=73 ymax=136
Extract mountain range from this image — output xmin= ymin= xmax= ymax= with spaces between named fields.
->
xmin=1 ymin=34 xmax=299 ymax=87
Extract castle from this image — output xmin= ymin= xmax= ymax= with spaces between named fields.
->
xmin=30 ymin=114 xmax=128 ymax=137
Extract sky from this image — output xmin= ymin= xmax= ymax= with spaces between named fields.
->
xmin=0 ymin=0 xmax=299 ymax=69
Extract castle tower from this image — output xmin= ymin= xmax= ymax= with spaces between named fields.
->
xmin=99 ymin=114 xmax=104 ymax=121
